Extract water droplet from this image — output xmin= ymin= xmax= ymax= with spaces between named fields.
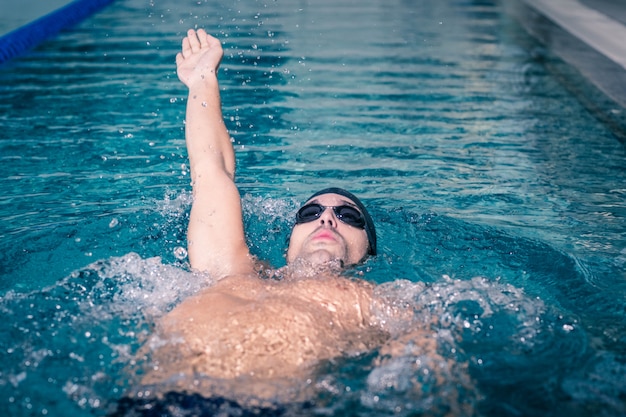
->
xmin=109 ymin=218 xmax=119 ymax=228
xmin=173 ymin=246 xmax=188 ymax=260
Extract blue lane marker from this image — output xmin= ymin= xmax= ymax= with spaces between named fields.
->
xmin=0 ymin=0 xmax=116 ymax=65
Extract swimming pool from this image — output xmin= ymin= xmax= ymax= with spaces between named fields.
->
xmin=1 ymin=0 xmax=625 ymax=415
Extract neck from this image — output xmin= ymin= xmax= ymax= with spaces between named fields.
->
xmin=276 ymin=258 xmax=345 ymax=281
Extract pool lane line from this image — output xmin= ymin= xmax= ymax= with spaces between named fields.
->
xmin=0 ymin=0 xmax=116 ymax=65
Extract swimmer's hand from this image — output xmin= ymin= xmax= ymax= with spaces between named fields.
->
xmin=176 ymin=28 xmax=223 ymax=88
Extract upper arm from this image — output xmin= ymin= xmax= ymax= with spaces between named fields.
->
xmin=186 ymin=166 xmax=255 ymax=278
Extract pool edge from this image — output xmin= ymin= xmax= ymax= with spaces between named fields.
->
xmin=503 ymin=0 xmax=626 ymax=143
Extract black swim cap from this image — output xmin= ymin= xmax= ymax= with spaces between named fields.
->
xmin=303 ymin=187 xmax=377 ymax=256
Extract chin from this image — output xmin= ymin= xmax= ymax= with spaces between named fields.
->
xmin=309 ymin=251 xmax=339 ymax=265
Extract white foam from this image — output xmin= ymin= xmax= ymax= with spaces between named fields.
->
xmin=363 ymin=274 xmax=555 ymax=415
xmin=83 ymin=252 xmax=212 ymax=322
xmin=241 ymin=194 xmax=297 ymax=223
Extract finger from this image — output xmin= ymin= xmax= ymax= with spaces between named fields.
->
xmin=187 ymin=28 xmax=200 ymax=52
xmin=175 ymin=52 xmax=183 ymax=66
xmin=181 ymin=37 xmax=191 ymax=57
xmin=197 ymin=28 xmax=208 ymax=48
xmin=206 ymin=34 xmax=221 ymax=50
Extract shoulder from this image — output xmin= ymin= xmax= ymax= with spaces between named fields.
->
xmin=161 ymin=273 xmax=263 ymax=323
xmin=203 ymin=272 xmax=267 ymax=298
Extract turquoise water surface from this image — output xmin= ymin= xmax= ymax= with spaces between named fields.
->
xmin=1 ymin=0 xmax=625 ymax=416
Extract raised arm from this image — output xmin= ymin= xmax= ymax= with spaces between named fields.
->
xmin=176 ymin=28 xmax=254 ymax=278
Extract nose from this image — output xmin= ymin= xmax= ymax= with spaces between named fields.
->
xmin=318 ymin=206 xmax=337 ymax=228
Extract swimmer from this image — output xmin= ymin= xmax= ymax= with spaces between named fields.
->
xmin=137 ymin=29 xmax=472 ymax=409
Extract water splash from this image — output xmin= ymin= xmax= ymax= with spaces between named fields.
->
xmin=0 ymin=253 xmax=210 ymax=416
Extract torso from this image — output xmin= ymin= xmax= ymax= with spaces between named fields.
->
xmin=146 ymin=273 xmax=388 ymax=385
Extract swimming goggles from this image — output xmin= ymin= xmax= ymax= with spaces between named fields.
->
xmin=295 ymin=203 xmax=366 ymax=229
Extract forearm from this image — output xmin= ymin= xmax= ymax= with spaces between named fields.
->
xmin=185 ymin=75 xmax=235 ymax=182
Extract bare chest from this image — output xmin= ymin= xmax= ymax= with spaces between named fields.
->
xmin=157 ymin=275 xmax=384 ymax=378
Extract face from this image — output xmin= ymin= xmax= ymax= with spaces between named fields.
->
xmin=286 ymin=193 xmax=370 ymax=267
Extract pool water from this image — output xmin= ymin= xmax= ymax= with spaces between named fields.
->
xmin=1 ymin=0 xmax=625 ymax=415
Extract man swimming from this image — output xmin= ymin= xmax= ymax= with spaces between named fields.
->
xmin=136 ymin=29 xmax=469 ymax=408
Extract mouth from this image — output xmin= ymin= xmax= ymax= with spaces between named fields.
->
xmin=312 ymin=230 xmax=337 ymax=241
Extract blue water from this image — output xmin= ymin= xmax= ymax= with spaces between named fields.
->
xmin=1 ymin=0 xmax=625 ymax=416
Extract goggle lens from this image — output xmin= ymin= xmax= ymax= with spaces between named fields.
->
xmin=295 ymin=203 xmax=365 ymax=229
